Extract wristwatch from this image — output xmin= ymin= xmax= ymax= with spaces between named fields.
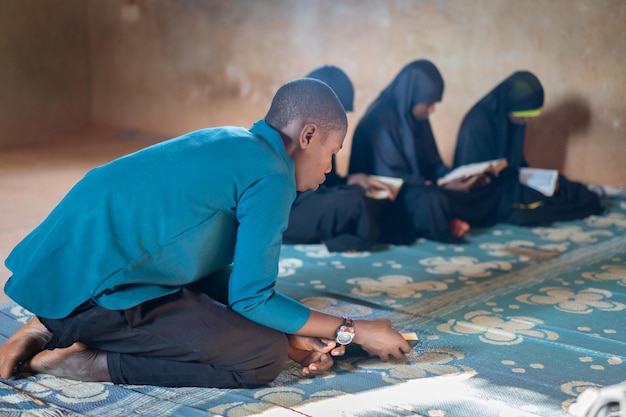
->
xmin=335 ymin=316 xmax=355 ymax=345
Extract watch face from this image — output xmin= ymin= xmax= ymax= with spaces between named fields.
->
xmin=336 ymin=330 xmax=354 ymax=345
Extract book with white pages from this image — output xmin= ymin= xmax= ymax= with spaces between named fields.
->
xmin=519 ymin=167 xmax=559 ymax=196
xmin=365 ymin=175 xmax=404 ymax=200
xmin=437 ymin=158 xmax=508 ymax=186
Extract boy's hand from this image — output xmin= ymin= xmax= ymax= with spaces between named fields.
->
xmin=352 ymin=319 xmax=410 ymax=361
xmin=287 ymin=335 xmax=345 ymax=377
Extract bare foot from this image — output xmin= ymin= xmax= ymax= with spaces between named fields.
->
xmin=450 ymin=218 xmax=470 ymax=239
xmin=29 ymin=342 xmax=110 ymax=382
xmin=0 ymin=316 xmax=52 ymax=379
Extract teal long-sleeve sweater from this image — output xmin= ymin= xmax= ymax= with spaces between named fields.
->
xmin=5 ymin=120 xmax=311 ymax=334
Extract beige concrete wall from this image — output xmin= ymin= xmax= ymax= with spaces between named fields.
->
xmin=2 ymin=0 xmax=624 ymax=185
xmin=0 ymin=0 xmax=91 ymax=148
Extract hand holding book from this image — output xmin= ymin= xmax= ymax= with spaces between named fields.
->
xmin=437 ymin=158 xmax=508 ymax=187
xmin=437 ymin=158 xmax=559 ymax=196
xmin=440 ymin=174 xmax=492 ymax=192
xmin=348 ymin=174 xmax=404 ymax=200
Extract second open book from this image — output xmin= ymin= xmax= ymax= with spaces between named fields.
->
xmin=365 ymin=175 xmax=404 ymax=200
xmin=437 ymin=158 xmax=509 ymax=186
xmin=437 ymin=158 xmax=558 ymax=196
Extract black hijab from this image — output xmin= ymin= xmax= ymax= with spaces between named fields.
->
xmin=306 ymin=65 xmax=354 ymax=112
xmin=454 ymin=71 xmax=544 ymax=168
xmin=305 ymin=65 xmax=354 ymax=186
xmin=348 ymin=59 xmax=448 ymax=185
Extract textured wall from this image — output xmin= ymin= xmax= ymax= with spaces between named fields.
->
xmin=1 ymin=0 xmax=624 ymax=185
xmin=0 ymin=0 xmax=90 ymax=147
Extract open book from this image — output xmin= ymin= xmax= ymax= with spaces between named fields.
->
xmin=365 ymin=175 xmax=404 ymax=200
xmin=437 ymin=158 xmax=508 ymax=186
xmin=519 ymin=167 xmax=559 ymax=196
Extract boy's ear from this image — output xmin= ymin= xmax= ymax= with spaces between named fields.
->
xmin=299 ymin=123 xmax=317 ymax=148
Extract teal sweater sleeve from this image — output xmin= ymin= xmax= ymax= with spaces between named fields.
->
xmin=229 ymin=172 xmax=311 ymax=333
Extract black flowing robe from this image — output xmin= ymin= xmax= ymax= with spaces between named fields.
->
xmin=349 ymin=60 xmax=500 ymax=244
xmin=455 ymin=71 xmax=602 ymax=225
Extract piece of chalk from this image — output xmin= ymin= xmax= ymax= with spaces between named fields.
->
xmin=402 ymin=332 xmax=419 ymax=347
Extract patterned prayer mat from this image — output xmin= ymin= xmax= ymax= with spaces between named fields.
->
xmin=1 ymin=198 xmax=625 ymax=416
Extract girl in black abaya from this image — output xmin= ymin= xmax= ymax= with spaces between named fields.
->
xmin=349 ymin=60 xmax=494 ymax=244
xmin=454 ymin=71 xmax=603 ymax=226
xmin=283 ymin=65 xmax=392 ymax=252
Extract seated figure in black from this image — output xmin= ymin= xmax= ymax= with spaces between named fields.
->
xmin=454 ymin=70 xmax=603 ymax=226
xmin=348 ymin=59 xmax=495 ymax=245
xmin=283 ymin=65 xmax=395 ymax=252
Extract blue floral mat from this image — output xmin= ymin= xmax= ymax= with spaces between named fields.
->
xmin=1 ymin=198 xmax=625 ymax=416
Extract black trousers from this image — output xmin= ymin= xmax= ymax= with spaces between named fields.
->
xmin=284 ymin=185 xmax=380 ymax=252
xmin=39 ymin=287 xmax=289 ymax=388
